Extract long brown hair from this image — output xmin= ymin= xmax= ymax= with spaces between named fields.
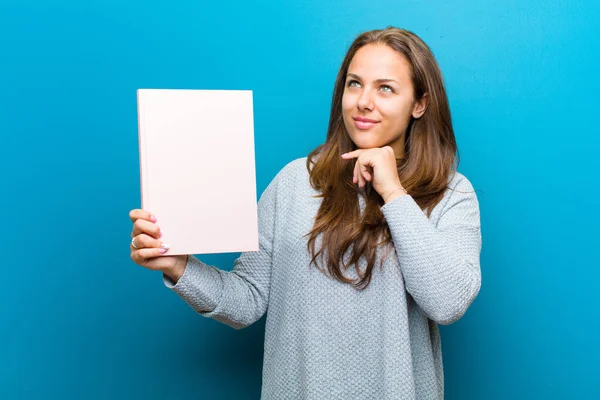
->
xmin=306 ymin=27 xmax=459 ymax=290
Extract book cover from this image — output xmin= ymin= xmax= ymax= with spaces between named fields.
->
xmin=136 ymin=89 xmax=259 ymax=255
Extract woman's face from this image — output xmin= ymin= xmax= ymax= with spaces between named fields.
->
xmin=342 ymin=44 xmax=427 ymax=158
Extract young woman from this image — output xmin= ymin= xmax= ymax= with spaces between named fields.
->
xmin=129 ymin=27 xmax=482 ymax=400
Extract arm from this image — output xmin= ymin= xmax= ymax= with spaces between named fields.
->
xmin=162 ymin=173 xmax=279 ymax=330
xmin=381 ymin=176 xmax=482 ymax=325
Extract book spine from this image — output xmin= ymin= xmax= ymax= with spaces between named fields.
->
xmin=136 ymin=90 xmax=147 ymax=211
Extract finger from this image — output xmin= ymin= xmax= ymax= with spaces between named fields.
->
xmin=341 ymin=149 xmax=366 ymax=159
xmin=358 ymin=154 xmax=372 ymax=187
xmin=383 ymin=146 xmax=395 ymax=156
xmin=131 ymin=233 xmax=166 ymax=250
xmin=353 ymin=159 xmax=361 ymax=186
xmin=132 ymin=220 xmax=161 ymax=239
xmin=357 ymin=154 xmax=375 ymax=185
xmin=132 ymin=248 xmax=170 ymax=269
xmin=141 ymin=255 xmax=174 ymax=271
xmin=359 ymin=158 xmax=372 ymax=181
xmin=132 ymin=219 xmax=162 ymax=239
xmin=356 ymin=160 xmax=366 ymax=188
xmin=129 ymin=209 xmax=157 ymax=223
xmin=361 ymin=165 xmax=372 ymax=182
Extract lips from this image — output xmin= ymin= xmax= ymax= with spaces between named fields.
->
xmin=352 ymin=116 xmax=380 ymax=130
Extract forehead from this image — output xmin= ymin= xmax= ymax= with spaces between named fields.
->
xmin=347 ymin=44 xmax=412 ymax=82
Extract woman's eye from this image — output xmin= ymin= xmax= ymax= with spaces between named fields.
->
xmin=347 ymin=80 xmax=361 ymax=88
xmin=380 ymin=85 xmax=394 ymax=93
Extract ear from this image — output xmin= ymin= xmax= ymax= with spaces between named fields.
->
xmin=411 ymin=93 xmax=429 ymax=119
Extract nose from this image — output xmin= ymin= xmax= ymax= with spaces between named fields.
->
xmin=357 ymin=87 xmax=374 ymax=111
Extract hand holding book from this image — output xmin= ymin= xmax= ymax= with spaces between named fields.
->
xmin=128 ymin=208 xmax=188 ymax=283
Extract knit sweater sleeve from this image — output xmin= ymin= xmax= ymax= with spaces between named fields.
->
xmin=161 ymin=171 xmax=279 ymax=330
xmin=380 ymin=175 xmax=482 ymax=325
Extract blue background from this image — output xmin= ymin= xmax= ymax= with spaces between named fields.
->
xmin=2 ymin=0 xmax=599 ymax=398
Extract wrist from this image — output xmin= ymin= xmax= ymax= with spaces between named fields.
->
xmin=383 ymin=186 xmax=408 ymax=203
xmin=164 ymin=255 xmax=188 ymax=283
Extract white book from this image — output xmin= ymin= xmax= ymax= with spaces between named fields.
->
xmin=136 ymin=89 xmax=259 ymax=255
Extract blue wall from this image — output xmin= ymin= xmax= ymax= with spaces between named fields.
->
xmin=2 ymin=1 xmax=599 ymax=398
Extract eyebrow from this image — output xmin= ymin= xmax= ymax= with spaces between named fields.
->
xmin=346 ymin=73 xmax=399 ymax=85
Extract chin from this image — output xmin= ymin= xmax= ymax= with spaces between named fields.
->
xmin=348 ymin=134 xmax=383 ymax=150
xmin=352 ymin=142 xmax=382 ymax=150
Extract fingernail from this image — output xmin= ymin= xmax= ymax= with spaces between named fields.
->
xmin=161 ymin=243 xmax=170 ymax=249
xmin=159 ymin=248 xmax=168 ymax=254
xmin=158 ymin=231 xmax=163 ymax=238
xmin=150 ymin=215 xmax=157 ymax=222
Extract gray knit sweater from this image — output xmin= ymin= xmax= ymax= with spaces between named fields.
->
xmin=163 ymin=157 xmax=482 ymax=399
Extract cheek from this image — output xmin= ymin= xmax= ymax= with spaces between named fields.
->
xmin=380 ymin=101 xmax=413 ymax=129
xmin=341 ymin=92 xmax=355 ymax=115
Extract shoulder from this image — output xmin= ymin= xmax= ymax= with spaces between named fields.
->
xmin=257 ymin=157 xmax=311 ymax=214
xmin=423 ymin=170 xmax=478 ymax=217
xmin=271 ymin=157 xmax=309 ymax=185
xmin=279 ymin=157 xmax=309 ymax=176
xmin=260 ymin=157 xmax=309 ymax=199
xmin=437 ymin=170 xmax=480 ymax=216
xmin=447 ymin=170 xmax=476 ymax=192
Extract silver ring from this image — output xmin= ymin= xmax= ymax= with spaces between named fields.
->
xmin=131 ymin=237 xmax=139 ymax=249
